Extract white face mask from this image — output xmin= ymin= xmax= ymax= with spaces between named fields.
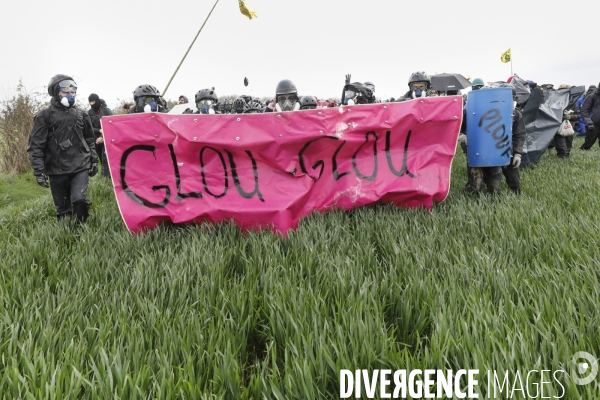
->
xmin=412 ymin=88 xmax=427 ymax=99
xmin=144 ymin=100 xmax=159 ymax=113
xmin=275 ymin=102 xmax=300 ymax=112
xmin=60 ymin=93 xmax=76 ymax=108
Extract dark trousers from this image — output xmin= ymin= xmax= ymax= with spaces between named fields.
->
xmin=95 ymin=143 xmax=104 ymax=164
xmin=553 ymin=134 xmax=569 ymax=159
xmin=49 ymin=170 xmax=92 ymax=222
xmin=581 ymin=125 xmax=600 ymax=149
xmin=502 ymin=165 xmax=521 ymax=194
xmin=101 ymin=149 xmax=111 ymax=179
xmin=465 ymin=166 xmax=502 ymax=194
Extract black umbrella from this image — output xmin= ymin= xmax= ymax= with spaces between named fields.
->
xmin=430 ymin=73 xmax=471 ymax=92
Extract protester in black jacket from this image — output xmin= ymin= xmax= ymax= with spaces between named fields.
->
xmin=27 ymin=74 xmax=98 ymax=222
xmin=129 ymin=84 xmax=169 ymax=114
xmin=502 ymin=107 xmax=527 ymax=194
xmin=400 ymin=71 xmax=432 ymax=100
xmin=88 ymin=93 xmax=113 ymax=178
xmin=580 ymin=85 xmax=600 ymax=150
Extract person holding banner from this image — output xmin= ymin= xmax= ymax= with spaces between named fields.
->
xmin=274 ymin=79 xmax=301 ymax=112
xmin=129 ymin=84 xmax=169 ymax=114
xmin=401 ymin=71 xmax=431 ymax=100
xmin=194 ymin=88 xmax=218 ymax=115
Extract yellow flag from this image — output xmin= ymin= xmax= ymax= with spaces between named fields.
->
xmin=239 ymin=0 xmax=258 ymax=20
xmin=501 ymin=48 xmax=511 ymax=63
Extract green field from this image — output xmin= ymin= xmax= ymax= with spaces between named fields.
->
xmin=1 ymin=138 xmax=599 ymax=399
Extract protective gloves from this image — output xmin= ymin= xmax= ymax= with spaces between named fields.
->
xmin=35 ymin=174 xmax=49 ymax=188
xmin=511 ymin=154 xmax=522 ymax=168
xmin=89 ymin=163 xmax=98 ymax=177
xmin=458 ymin=134 xmax=468 ymax=146
xmin=587 ymin=124 xmax=596 ymax=134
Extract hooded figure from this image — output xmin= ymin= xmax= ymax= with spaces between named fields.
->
xmin=87 ymin=93 xmax=114 ymax=178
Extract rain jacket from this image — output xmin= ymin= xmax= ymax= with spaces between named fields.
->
xmin=88 ymin=100 xmax=113 ymax=139
xmin=27 ymin=98 xmax=97 ymax=176
xmin=581 ymin=89 xmax=600 ymax=127
xmin=511 ymin=108 xmax=526 ymax=155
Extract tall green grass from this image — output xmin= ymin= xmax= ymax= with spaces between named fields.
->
xmin=1 ymin=138 xmax=599 ymax=399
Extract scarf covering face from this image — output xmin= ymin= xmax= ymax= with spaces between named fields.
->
xmin=89 ymin=93 xmax=102 ymax=112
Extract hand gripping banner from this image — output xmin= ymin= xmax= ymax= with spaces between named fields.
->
xmin=101 ymin=98 xmax=462 ymax=234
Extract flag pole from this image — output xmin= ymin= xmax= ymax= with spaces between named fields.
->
xmin=162 ymin=0 xmax=220 ymax=96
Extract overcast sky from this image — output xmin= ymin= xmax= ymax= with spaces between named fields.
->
xmin=1 ymin=0 xmax=599 ymax=108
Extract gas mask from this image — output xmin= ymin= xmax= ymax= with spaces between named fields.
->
xmin=60 ymin=93 xmax=76 ymax=108
xmin=197 ymin=100 xmax=215 ymax=115
xmin=57 ymin=80 xmax=77 ymax=108
xmin=276 ymin=94 xmax=299 ymax=112
xmin=200 ymin=105 xmax=215 ymax=114
xmin=412 ymin=88 xmax=427 ymax=98
xmin=144 ymin=99 xmax=158 ymax=113
xmin=344 ymin=89 xmax=356 ymax=105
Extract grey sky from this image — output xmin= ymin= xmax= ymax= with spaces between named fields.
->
xmin=2 ymin=0 xmax=598 ymax=109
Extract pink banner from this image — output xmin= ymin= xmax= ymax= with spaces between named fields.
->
xmin=101 ymin=98 xmax=462 ymax=234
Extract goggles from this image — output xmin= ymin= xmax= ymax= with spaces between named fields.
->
xmin=411 ymin=83 xmax=427 ymax=90
xmin=197 ymin=100 xmax=213 ymax=107
xmin=58 ymin=79 xmax=77 ymax=93
xmin=277 ymin=94 xmax=297 ymax=103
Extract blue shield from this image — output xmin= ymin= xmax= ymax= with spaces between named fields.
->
xmin=466 ymin=87 xmax=513 ymax=167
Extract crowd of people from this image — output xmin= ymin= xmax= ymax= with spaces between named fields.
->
xmin=27 ymin=72 xmax=600 ymax=223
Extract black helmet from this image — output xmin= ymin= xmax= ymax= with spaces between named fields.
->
xmin=195 ymin=88 xmax=218 ymax=104
xmin=244 ymin=99 xmax=263 ymax=113
xmin=133 ymin=84 xmax=161 ymax=100
xmin=233 ymin=97 xmax=246 ymax=113
xmin=240 ymin=95 xmax=253 ymax=105
xmin=223 ymin=98 xmax=233 ymax=112
xmin=48 ymin=74 xmax=77 ymax=97
xmin=364 ymin=81 xmax=375 ymax=93
xmin=344 ymin=82 xmax=373 ymax=104
xmin=300 ymin=96 xmax=317 ymax=110
xmin=408 ymin=71 xmax=431 ymax=89
xmin=215 ymin=101 xmax=224 ymax=113
xmin=275 ymin=79 xmax=298 ymax=96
